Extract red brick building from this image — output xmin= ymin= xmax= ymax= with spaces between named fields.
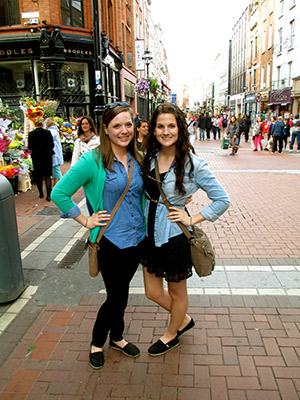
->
xmin=0 ymin=0 xmax=137 ymax=118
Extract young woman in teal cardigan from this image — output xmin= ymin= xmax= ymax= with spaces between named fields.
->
xmin=51 ymin=103 xmax=146 ymax=369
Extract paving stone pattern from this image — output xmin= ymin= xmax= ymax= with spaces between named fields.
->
xmin=1 ymin=295 xmax=300 ymax=399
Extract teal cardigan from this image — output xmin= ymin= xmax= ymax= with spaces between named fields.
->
xmin=51 ymin=150 xmax=145 ymax=243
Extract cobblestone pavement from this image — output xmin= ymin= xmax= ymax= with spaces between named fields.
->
xmin=0 ymin=139 xmax=300 ymax=399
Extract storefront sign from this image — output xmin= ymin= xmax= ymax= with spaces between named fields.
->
xmin=135 ymin=40 xmax=145 ymax=71
xmin=124 ymin=79 xmax=135 ymax=99
xmin=0 ymin=47 xmax=35 ymax=58
xmin=268 ymin=88 xmax=292 ymax=105
xmin=63 ymin=48 xmax=92 ymax=57
xmin=245 ymin=94 xmax=256 ymax=103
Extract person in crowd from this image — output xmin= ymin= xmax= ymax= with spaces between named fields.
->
xmin=226 ymin=115 xmax=240 ymax=156
xmin=289 ymin=114 xmax=293 ymax=128
xmin=186 ymin=111 xmax=197 ymax=147
xmin=220 ymin=114 xmax=228 ymax=139
xmin=135 ymin=118 xmax=149 ymax=152
xmin=45 ymin=118 xmax=64 ymax=186
xmin=197 ymin=113 xmax=206 ymax=141
xmin=271 ymin=116 xmax=285 ymax=154
xmin=71 ymin=116 xmax=100 ymax=167
xmin=51 ymin=103 xmax=146 ymax=369
xmin=289 ymin=113 xmax=300 ymax=153
xmin=71 ymin=116 xmax=101 ymax=215
xmin=134 ymin=112 xmax=140 ymax=124
xmin=211 ymin=115 xmax=219 ymax=140
xmin=242 ymin=114 xmax=251 ymax=142
xmin=252 ymin=115 xmax=264 ymax=152
xmin=217 ymin=115 xmax=221 ymax=139
xmin=262 ymin=118 xmax=271 ymax=151
xmin=205 ymin=112 xmax=212 ymax=140
xmin=237 ymin=113 xmax=245 ymax=147
xmin=28 ymin=117 xmax=54 ymax=201
xmin=141 ymin=103 xmax=230 ymax=356
xmin=283 ymin=118 xmax=290 ymax=149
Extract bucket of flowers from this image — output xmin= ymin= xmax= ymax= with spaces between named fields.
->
xmin=19 ymin=96 xmax=49 ymax=122
xmin=0 ymin=164 xmax=20 ymax=194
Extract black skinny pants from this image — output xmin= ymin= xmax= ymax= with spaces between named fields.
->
xmin=92 ymin=236 xmax=145 ymax=347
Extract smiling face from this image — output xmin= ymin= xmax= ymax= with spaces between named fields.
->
xmin=104 ymin=111 xmax=134 ymax=152
xmin=154 ymin=113 xmax=178 ymax=150
xmin=138 ymin=122 xmax=149 ymax=138
xmin=81 ymin=118 xmax=92 ymax=135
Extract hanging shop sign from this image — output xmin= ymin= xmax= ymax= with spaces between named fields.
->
xmin=135 ymin=40 xmax=145 ymax=71
xmin=268 ymin=88 xmax=292 ymax=105
xmin=256 ymin=93 xmax=262 ymax=102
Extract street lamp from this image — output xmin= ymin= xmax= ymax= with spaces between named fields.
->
xmin=142 ymin=48 xmax=153 ymax=118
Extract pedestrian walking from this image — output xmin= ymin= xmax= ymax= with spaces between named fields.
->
xmin=220 ymin=114 xmax=228 ymax=139
xmin=135 ymin=118 xmax=149 ymax=152
xmin=28 ymin=117 xmax=54 ymax=201
xmin=51 ymin=102 xmax=146 ymax=369
xmin=262 ymin=118 xmax=271 ymax=150
xmin=212 ymin=115 xmax=219 ymax=140
xmin=197 ymin=113 xmax=206 ymax=141
xmin=205 ymin=112 xmax=212 ymax=140
xmin=271 ymin=116 xmax=285 ymax=154
xmin=226 ymin=115 xmax=240 ymax=156
xmin=242 ymin=114 xmax=251 ymax=142
xmin=141 ymin=103 xmax=230 ymax=356
xmin=186 ymin=111 xmax=197 ymax=147
xmin=45 ymin=117 xmax=64 ymax=187
xmin=252 ymin=115 xmax=264 ymax=152
xmin=289 ymin=113 xmax=300 ymax=152
xmin=283 ymin=118 xmax=290 ymax=149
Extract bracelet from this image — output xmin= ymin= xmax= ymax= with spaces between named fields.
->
xmin=190 ymin=216 xmax=193 ymax=226
xmin=84 ymin=217 xmax=88 ymax=228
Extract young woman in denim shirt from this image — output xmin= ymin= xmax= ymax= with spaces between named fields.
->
xmin=141 ymin=103 xmax=230 ymax=356
xmin=51 ymin=103 xmax=146 ymax=369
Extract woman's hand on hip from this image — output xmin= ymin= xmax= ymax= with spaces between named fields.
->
xmin=167 ymin=207 xmax=190 ymax=226
xmin=86 ymin=210 xmax=111 ymax=229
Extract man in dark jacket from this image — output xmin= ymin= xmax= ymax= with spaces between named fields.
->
xmin=205 ymin=112 xmax=212 ymax=140
xmin=271 ymin=116 xmax=285 ymax=154
xmin=197 ymin=113 xmax=206 ymax=141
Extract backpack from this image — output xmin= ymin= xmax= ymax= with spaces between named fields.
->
xmin=222 ymin=117 xmax=228 ymax=128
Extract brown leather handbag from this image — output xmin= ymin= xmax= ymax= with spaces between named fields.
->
xmin=154 ymin=159 xmax=215 ymax=277
xmin=86 ymin=157 xmax=134 ymax=277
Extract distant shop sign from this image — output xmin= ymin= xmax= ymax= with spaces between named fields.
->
xmin=268 ymin=88 xmax=292 ymax=105
xmin=245 ymin=94 xmax=256 ymax=103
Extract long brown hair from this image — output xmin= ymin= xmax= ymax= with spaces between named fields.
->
xmin=142 ymin=103 xmax=194 ymax=195
xmin=95 ymin=105 xmax=142 ymax=171
xmin=77 ymin=116 xmax=97 ymax=137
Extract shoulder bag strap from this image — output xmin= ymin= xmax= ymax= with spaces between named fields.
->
xmin=95 ymin=157 xmax=134 ymax=244
xmin=154 ymin=158 xmax=193 ymax=241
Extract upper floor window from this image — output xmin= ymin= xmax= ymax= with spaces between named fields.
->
xmin=0 ymin=0 xmax=21 ymax=27
xmin=280 ymin=0 xmax=284 ymax=15
xmin=289 ymin=19 xmax=295 ymax=48
xmin=61 ymin=0 xmax=84 ymax=28
xmin=278 ymin=27 xmax=283 ymax=53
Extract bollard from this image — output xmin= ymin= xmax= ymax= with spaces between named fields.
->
xmin=0 ymin=174 xmax=25 ymax=303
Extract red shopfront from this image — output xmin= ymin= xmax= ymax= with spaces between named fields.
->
xmin=268 ymin=88 xmax=293 ymax=117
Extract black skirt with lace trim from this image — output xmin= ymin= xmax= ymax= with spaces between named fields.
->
xmin=143 ymin=233 xmax=193 ymax=283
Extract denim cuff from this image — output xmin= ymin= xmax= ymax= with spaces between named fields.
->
xmin=60 ymin=204 xmax=81 ymax=219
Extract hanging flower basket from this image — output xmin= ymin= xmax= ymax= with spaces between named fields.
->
xmin=135 ymin=78 xmax=150 ymax=96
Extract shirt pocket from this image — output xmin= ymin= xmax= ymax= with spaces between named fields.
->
xmin=105 ymin=174 xmax=119 ymax=193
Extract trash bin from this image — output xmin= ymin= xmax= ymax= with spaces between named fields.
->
xmin=0 ymin=174 xmax=24 ymax=303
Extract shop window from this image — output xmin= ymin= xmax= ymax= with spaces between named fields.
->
xmin=62 ymin=62 xmax=90 ymax=103
xmin=60 ymin=0 xmax=84 ymax=28
xmin=0 ymin=61 xmax=33 ymax=100
xmin=0 ymin=0 xmax=21 ymax=27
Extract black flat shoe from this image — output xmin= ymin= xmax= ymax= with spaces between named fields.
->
xmin=109 ymin=341 xmax=140 ymax=357
xmin=148 ymin=337 xmax=179 ymax=356
xmin=177 ymin=318 xmax=195 ymax=338
xmin=46 ymin=196 xmax=51 ymax=202
xmin=89 ymin=349 xmax=104 ymax=369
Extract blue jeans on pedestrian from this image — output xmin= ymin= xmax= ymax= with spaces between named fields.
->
xmin=212 ymin=126 xmax=218 ymax=140
xmin=289 ymin=132 xmax=300 ymax=151
xmin=199 ymin=128 xmax=205 ymax=141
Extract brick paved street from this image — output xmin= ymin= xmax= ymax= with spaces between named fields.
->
xmin=0 ymin=139 xmax=300 ymax=399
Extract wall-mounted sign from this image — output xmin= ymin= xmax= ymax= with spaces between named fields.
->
xmin=67 ymin=78 xmax=75 ymax=88
xmin=22 ymin=12 xmax=39 ymax=19
xmin=135 ymin=40 xmax=144 ymax=71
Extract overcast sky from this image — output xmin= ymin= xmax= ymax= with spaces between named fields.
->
xmin=150 ymin=0 xmax=251 ymax=94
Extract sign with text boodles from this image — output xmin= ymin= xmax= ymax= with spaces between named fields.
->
xmin=135 ymin=40 xmax=145 ymax=71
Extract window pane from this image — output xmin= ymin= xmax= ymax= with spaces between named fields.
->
xmin=72 ymin=0 xmax=83 ymax=27
xmin=61 ymin=0 xmax=72 ymax=26
xmin=9 ymin=0 xmax=21 ymax=25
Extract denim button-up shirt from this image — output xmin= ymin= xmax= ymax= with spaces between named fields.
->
xmin=102 ymin=155 xmax=145 ymax=249
xmin=145 ymin=152 xmax=230 ymax=247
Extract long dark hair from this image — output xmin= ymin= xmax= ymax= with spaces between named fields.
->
xmin=95 ymin=105 xmax=143 ymax=171
xmin=142 ymin=103 xmax=194 ymax=195
xmin=77 ymin=116 xmax=97 ymax=137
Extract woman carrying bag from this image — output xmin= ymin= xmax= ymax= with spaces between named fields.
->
xmin=51 ymin=103 xmax=146 ymax=369
xmin=141 ymin=103 xmax=230 ymax=356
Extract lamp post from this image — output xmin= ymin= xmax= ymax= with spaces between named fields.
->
xmin=92 ymin=0 xmax=105 ymax=129
xmin=142 ymin=48 xmax=153 ymax=118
